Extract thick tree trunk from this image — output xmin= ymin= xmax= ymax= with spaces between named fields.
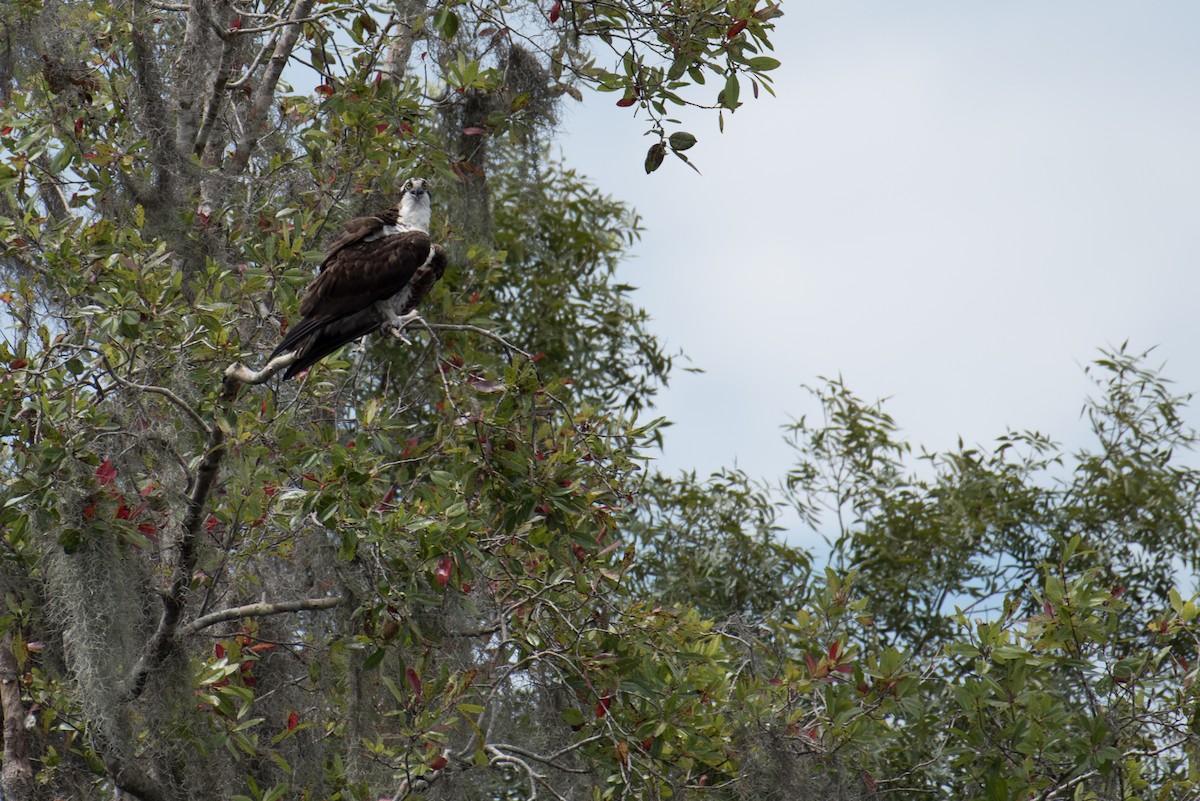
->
xmin=0 ymin=631 xmax=35 ymax=801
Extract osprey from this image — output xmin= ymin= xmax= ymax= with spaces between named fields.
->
xmin=268 ymin=178 xmax=448 ymax=379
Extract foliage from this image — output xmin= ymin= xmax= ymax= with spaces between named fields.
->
xmin=0 ymin=0 xmax=790 ymax=797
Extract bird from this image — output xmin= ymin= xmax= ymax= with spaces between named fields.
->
xmin=266 ymin=178 xmax=448 ymax=379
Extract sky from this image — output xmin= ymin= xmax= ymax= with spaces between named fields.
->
xmin=558 ymin=2 xmax=1200 ymax=548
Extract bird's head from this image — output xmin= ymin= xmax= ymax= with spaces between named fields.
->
xmin=397 ymin=177 xmax=432 ymax=234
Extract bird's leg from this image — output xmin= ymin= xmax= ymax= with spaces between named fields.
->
xmin=381 ymin=309 xmax=423 ymax=344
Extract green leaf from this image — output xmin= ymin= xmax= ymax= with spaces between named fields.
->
xmin=668 ymin=132 xmax=697 ymax=152
xmin=720 ymin=74 xmax=741 ymax=110
xmin=748 ymin=56 xmax=781 ymax=71
xmin=644 ymin=142 xmax=666 ymax=174
xmin=560 ymin=707 xmax=585 ymax=727
xmin=363 ymin=649 xmax=386 ymax=671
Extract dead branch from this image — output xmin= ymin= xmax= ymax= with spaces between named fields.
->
xmin=179 ymin=595 xmax=345 ymax=636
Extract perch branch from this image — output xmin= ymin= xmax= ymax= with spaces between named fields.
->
xmin=223 ymin=350 xmax=298 ymax=397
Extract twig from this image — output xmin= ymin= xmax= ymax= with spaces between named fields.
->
xmin=179 ymin=595 xmax=345 ymax=636
xmin=425 ymin=322 xmax=534 ymax=361
xmin=488 ymin=741 xmax=593 ymax=775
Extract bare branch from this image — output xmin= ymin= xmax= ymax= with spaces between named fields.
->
xmin=229 ymin=5 xmax=356 ymax=35
xmin=424 ymin=322 xmax=534 ymax=360
xmin=228 ymin=0 xmax=317 ymax=172
xmin=179 ymin=595 xmax=345 ymax=637
xmin=488 ymin=742 xmax=593 ymax=775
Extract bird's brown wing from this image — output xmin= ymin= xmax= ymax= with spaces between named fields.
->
xmin=299 ymin=230 xmax=432 ymax=319
xmin=318 ymin=208 xmax=401 ymax=272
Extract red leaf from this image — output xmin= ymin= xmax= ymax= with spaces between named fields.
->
xmin=287 ymin=711 xmax=299 ymax=730
xmin=863 ymin=770 xmax=876 ymax=793
xmin=548 ymin=1 xmax=561 ymax=22
xmin=430 ymin=754 xmax=448 ymax=771
xmin=572 ymin=544 xmax=587 ymax=563
xmin=74 ymin=117 xmax=84 ymax=137
xmin=204 ymin=516 xmax=218 ymax=532
xmin=726 ymin=19 xmax=747 ymax=39
xmin=434 ymin=556 xmax=452 ymax=587
xmin=137 ymin=522 xmax=158 ymax=539
xmin=215 ymin=643 xmax=225 ymax=659
xmin=595 ymin=695 xmax=611 ymax=718
xmin=462 ymin=126 xmax=486 ymax=136
xmin=10 ymin=358 xmax=27 ymax=369
xmin=139 ymin=482 xmax=156 ymax=497
xmin=229 ymin=15 xmax=242 ymax=29
xmin=116 ymin=500 xmax=131 ymax=520
xmin=95 ymin=460 xmax=117 ymax=486
xmin=615 ymin=96 xmax=637 ymax=107
xmin=406 ymin=667 xmax=422 ymax=698
xmin=828 ymin=640 xmax=839 ymax=661
xmin=375 ymin=123 xmax=389 ymax=134
xmin=0 ymin=126 xmax=12 ymax=135
xmin=315 ymin=84 xmax=335 ymax=97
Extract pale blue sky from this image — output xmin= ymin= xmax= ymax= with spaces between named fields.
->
xmin=560 ymin=2 xmax=1200 ymax=546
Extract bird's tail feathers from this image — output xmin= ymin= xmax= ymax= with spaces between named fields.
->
xmin=269 ymin=314 xmax=379 ymax=379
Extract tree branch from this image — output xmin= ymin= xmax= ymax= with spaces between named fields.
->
xmin=227 ymin=0 xmax=316 ymax=172
xmin=222 ymin=350 xmax=297 ymax=396
xmin=179 ymin=595 xmax=345 ymax=637
xmin=192 ymin=10 xmax=238 ymax=158
xmin=123 ymin=414 xmax=226 ymax=701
